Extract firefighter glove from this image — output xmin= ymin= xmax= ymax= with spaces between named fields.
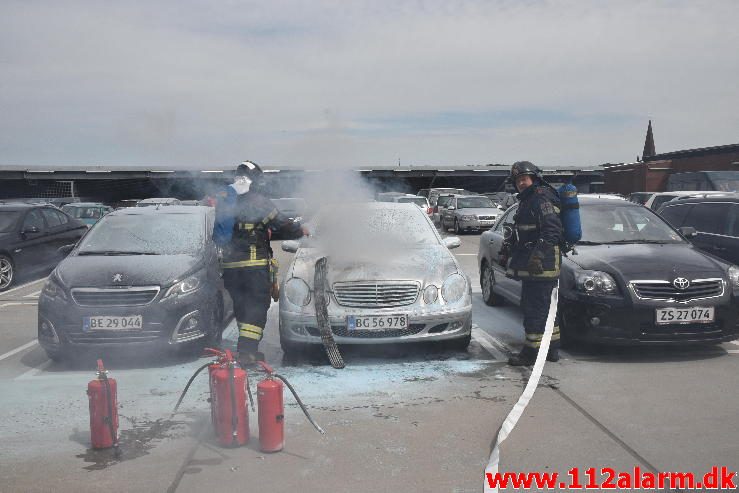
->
xmin=527 ymin=254 xmax=544 ymax=275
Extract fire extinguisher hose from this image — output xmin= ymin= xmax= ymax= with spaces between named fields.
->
xmin=102 ymin=375 xmax=121 ymax=458
xmin=172 ymin=361 xmax=212 ymax=415
xmin=272 ymin=373 xmax=325 ymax=435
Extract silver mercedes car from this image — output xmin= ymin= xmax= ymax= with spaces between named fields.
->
xmin=278 ymin=202 xmax=472 ymax=353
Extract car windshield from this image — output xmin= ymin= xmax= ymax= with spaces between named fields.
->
xmin=0 ymin=211 xmax=22 ymax=232
xmin=437 ymin=196 xmax=454 ymax=207
xmin=62 ymin=206 xmax=102 ymax=219
xmin=310 ymin=205 xmax=438 ymax=251
xmin=77 ymin=213 xmax=204 ymax=254
xmin=457 ymin=197 xmax=494 ymax=209
xmin=580 ymin=204 xmax=684 ymax=244
xmin=397 ymin=197 xmax=427 ymax=207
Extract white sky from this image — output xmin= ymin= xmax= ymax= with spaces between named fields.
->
xmin=1 ymin=1 xmax=738 ymax=168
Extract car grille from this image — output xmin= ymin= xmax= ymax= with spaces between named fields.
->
xmin=332 ymin=281 xmax=420 ymax=308
xmin=71 ymin=287 xmax=160 ymax=307
xmin=305 ymin=324 xmax=426 ymax=339
xmin=630 ymin=279 xmax=723 ymax=302
xmin=478 ymin=215 xmax=496 ymax=221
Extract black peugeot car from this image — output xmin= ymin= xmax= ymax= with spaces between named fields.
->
xmin=38 ymin=206 xmax=231 ymax=360
xmin=478 ymin=197 xmax=739 ymax=345
xmin=0 ymin=203 xmax=87 ymax=291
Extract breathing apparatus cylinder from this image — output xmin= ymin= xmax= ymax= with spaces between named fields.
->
xmin=558 ymin=182 xmax=582 ymax=246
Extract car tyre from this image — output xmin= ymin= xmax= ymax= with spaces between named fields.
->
xmin=453 ymin=219 xmax=461 ymax=235
xmin=0 ymin=254 xmax=15 ymax=292
xmin=481 ymin=262 xmax=505 ymax=306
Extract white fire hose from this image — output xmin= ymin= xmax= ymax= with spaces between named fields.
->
xmin=484 ymin=284 xmax=559 ymax=492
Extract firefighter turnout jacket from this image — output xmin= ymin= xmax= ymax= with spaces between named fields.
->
xmin=214 ymin=187 xmax=303 ymax=268
xmin=506 ymin=183 xmax=564 ymax=280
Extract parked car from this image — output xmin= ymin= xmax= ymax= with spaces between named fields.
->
xmin=477 ymin=196 xmax=739 ymax=345
xmin=137 ymin=197 xmax=182 ymax=207
xmin=628 ymin=192 xmax=654 ymax=205
xmin=278 ymin=202 xmax=471 ymax=353
xmin=0 ymin=203 xmax=87 ymax=291
xmin=440 ymin=195 xmax=502 ymax=234
xmin=667 ymin=171 xmax=739 ymax=192
xmin=270 ymin=198 xmax=309 ymax=239
xmin=389 ymin=194 xmax=432 ymax=215
xmin=37 ymin=206 xmax=230 ymax=360
xmin=644 ymin=191 xmax=724 ymax=211
xmin=376 ymin=192 xmax=407 ymax=202
xmin=416 ymin=189 xmax=431 ymax=199
xmin=657 ymin=194 xmax=739 ymax=266
xmin=61 ymin=203 xmax=113 ymax=227
xmin=179 ymin=200 xmax=202 ymax=206
xmin=428 ymin=188 xmax=468 ymax=223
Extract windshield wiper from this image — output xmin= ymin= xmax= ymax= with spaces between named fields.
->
xmin=602 ymin=239 xmax=670 ymax=244
xmin=78 ymin=250 xmax=158 ymax=256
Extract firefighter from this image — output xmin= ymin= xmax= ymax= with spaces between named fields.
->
xmin=214 ymin=161 xmax=307 ymax=365
xmin=498 ymin=161 xmax=563 ymax=366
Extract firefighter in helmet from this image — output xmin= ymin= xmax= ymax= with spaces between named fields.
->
xmin=498 ymin=161 xmax=563 ymax=365
xmin=213 ymin=161 xmax=307 ymax=365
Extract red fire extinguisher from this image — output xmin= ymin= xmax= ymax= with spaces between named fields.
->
xmin=208 ymin=349 xmax=249 ymax=447
xmin=87 ymin=359 xmax=120 ymax=456
xmin=254 ymin=361 xmax=325 ymax=453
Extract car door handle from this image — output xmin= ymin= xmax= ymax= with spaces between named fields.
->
xmin=711 ymin=245 xmax=727 ymax=251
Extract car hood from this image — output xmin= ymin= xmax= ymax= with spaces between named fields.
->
xmin=290 ymin=245 xmax=459 ymax=287
xmin=458 ymin=208 xmax=499 ymax=216
xmin=56 ymin=254 xmax=202 ymax=287
xmin=567 ymin=243 xmax=728 ymax=279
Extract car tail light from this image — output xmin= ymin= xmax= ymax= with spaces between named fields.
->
xmin=427 ymin=207 xmax=432 ymax=214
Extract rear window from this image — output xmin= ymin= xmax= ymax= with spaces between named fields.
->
xmin=650 ymin=195 xmax=678 ymax=210
xmin=682 ymin=203 xmax=729 ymax=235
xmin=659 ymin=204 xmax=691 ymax=228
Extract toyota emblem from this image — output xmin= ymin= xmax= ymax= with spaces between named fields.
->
xmin=673 ymin=277 xmax=690 ymax=290
xmin=112 ymin=273 xmax=124 ymax=283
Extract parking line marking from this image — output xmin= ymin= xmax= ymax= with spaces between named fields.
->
xmin=0 ymin=277 xmax=48 ymax=295
xmin=24 ymin=290 xmax=41 ymax=298
xmin=472 ymin=327 xmax=507 ymax=361
xmin=455 ymin=253 xmax=478 ymax=256
xmin=729 ymin=340 xmax=739 ymax=347
xmin=0 ymin=340 xmax=38 ymax=363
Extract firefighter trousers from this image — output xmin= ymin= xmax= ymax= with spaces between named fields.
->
xmin=520 ymin=280 xmax=560 ymax=351
xmin=223 ymin=267 xmax=271 ymax=352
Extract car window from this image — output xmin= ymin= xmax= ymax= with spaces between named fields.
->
xmin=729 ymin=204 xmax=739 ymax=238
xmin=683 ymin=203 xmax=728 ymax=235
xmin=659 ymin=204 xmax=691 ymax=228
xmin=41 ymin=208 xmax=63 ymax=228
xmin=23 ymin=210 xmax=45 ymax=231
xmin=580 ymin=204 xmax=683 ymax=243
xmin=457 ymin=197 xmax=494 ymax=209
xmin=0 ymin=211 xmax=23 ymax=232
xmin=55 ymin=210 xmax=70 ymax=224
xmin=650 ymin=195 xmax=677 ymax=210
xmin=495 ymin=206 xmax=517 ymax=232
xmin=77 ymin=213 xmax=205 ymax=254
xmin=437 ymin=196 xmax=453 ymax=207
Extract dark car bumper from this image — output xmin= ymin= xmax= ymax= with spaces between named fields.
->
xmin=38 ymin=286 xmax=220 ymax=354
xmin=560 ymin=291 xmax=739 ymax=345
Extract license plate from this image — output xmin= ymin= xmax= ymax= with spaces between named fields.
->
xmin=479 ymin=220 xmax=494 ymax=225
xmin=83 ymin=315 xmax=143 ymax=332
xmin=655 ymin=307 xmax=714 ymax=325
xmin=347 ymin=315 xmax=408 ymax=331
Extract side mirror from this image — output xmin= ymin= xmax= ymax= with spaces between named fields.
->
xmin=679 ymin=226 xmax=697 ymax=238
xmin=281 ymin=240 xmax=300 ymax=253
xmin=58 ymin=244 xmax=75 ymax=256
xmin=443 ymin=237 xmax=461 ymax=249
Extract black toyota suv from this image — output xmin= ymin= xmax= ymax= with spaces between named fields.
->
xmin=657 ymin=193 xmax=739 ymax=266
xmin=0 ymin=203 xmax=87 ymax=291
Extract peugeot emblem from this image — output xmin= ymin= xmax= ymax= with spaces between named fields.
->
xmin=673 ymin=277 xmax=690 ymax=290
xmin=112 ymin=273 xmax=124 ymax=283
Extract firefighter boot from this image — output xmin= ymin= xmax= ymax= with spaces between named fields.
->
xmin=508 ymin=346 xmax=537 ymax=366
xmin=237 ymin=339 xmax=264 ymax=368
xmin=546 ymin=339 xmax=561 ymax=362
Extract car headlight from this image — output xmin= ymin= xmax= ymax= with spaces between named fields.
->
xmin=461 ymin=215 xmax=475 ymax=221
xmin=285 ymin=277 xmax=311 ymax=307
xmin=728 ymin=265 xmax=739 ymax=289
xmin=164 ymin=272 xmax=202 ymax=299
xmin=575 ymin=270 xmax=618 ymax=296
xmin=42 ymin=273 xmax=68 ymax=301
xmin=441 ymin=273 xmax=466 ymax=303
xmin=423 ymin=284 xmax=438 ymax=304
